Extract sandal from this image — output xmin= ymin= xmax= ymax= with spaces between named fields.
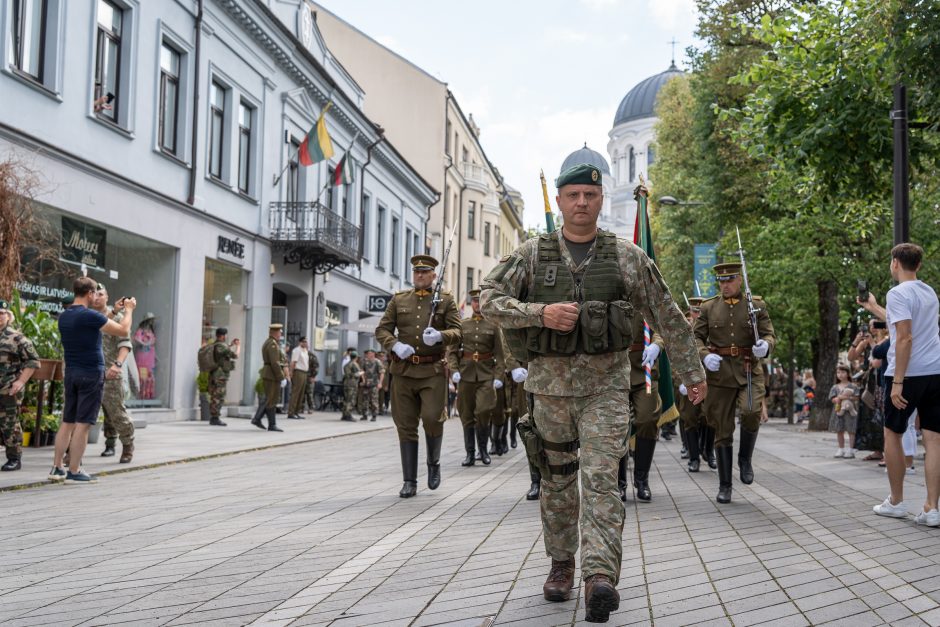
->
xmin=878 ymin=460 xmax=887 ymax=467
xmin=863 ymin=452 xmax=884 ymax=461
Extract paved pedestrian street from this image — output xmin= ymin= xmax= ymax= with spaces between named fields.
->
xmin=2 ymin=418 xmax=939 ymax=627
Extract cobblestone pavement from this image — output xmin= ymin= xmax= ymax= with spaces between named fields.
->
xmin=2 ymin=419 xmax=939 ymax=626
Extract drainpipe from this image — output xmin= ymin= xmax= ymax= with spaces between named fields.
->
xmin=186 ymin=0 xmax=204 ymax=205
xmin=358 ymin=128 xmax=385 ymax=265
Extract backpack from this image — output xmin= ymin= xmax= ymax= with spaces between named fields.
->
xmin=197 ymin=344 xmax=217 ymax=373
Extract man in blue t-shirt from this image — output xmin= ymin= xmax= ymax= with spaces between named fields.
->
xmin=51 ymin=277 xmax=137 ymax=484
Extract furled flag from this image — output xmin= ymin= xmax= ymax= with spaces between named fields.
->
xmin=539 ymin=170 xmax=555 ymax=232
xmin=299 ymin=102 xmax=334 ymax=166
xmin=633 ymin=182 xmax=680 ymax=427
xmin=333 ymin=151 xmax=355 ymax=186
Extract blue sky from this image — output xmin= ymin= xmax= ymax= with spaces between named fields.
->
xmin=315 ymin=0 xmax=701 ymax=229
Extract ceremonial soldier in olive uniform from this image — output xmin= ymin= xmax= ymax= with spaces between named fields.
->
xmin=0 ymin=300 xmax=39 ymax=472
xmin=504 ymin=352 xmax=537 ymax=499
xmin=693 ymin=262 xmax=775 ymax=504
xmin=358 ymin=349 xmax=384 ymax=421
xmin=254 ymin=323 xmax=286 ymax=432
xmin=617 ymin=318 xmax=664 ymax=502
xmin=208 ymin=327 xmax=239 ymax=427
xmin=94 ymin=286 xmax=137 ymax=460
xmin=482 ymin=164 xmax=706 ymax=623
xmin=375 ymin=255 xmax=462 ymax=498
xmin=446 ymin=289 xmax=506 ymax=467
xmin=677 ymin=297 xmax=712 ymax=472
xmin=342 ymin=352 xmax=363 ymax=421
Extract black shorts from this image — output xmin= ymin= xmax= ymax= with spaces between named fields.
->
xmin=63 ymin=370 xmax=105 ymax=425
xmin=883 ymin=374 xmax=940 ymax=434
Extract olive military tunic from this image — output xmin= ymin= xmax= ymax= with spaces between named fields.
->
xmin=261 ymin=337 xmax=287 ymax=409
xmin=374 ymin=289 xmax=461 ymax=442
xmin=445 ymin=314 xmax=507 ymax=430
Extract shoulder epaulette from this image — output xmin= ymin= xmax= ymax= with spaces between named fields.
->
xmin=395 ymin=289 xmax=410 ymax=296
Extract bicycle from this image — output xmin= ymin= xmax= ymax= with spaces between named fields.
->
xmin=313 ymin=381 xmax=345 ymax=411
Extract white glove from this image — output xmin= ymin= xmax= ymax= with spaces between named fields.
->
xmin=641 ymin=344 xmax=661 ymax=368
xmin=422 ymin=327 xmax=443 ymax=346
xmin=511 ymin=367 xmax=528 ymax=383
xmin=703 ymin=353 xmax=722 ymax=372
xmin=493 ymin=379 xmax=504 ymax=390
xmin=679 ymin=384 xmax=688 ymax=396
xmin=452 ymin=372 xmax=461 ymax=383
xmin=752 ymin=339 xmax=769 ymax=358
xmin=280 ymin=379 xmax=288 ymax=389
xmin=392 ymin=342 xmax=415 ymax=360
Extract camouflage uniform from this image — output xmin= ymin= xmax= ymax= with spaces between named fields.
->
xmin=0 ymin=321 xmax=40 ymax=467
xmin=481 ymin=231 xmax=704 ymax=584
xmin=343 ymin=359 xmax=363 ymax=418
xmin=208 ymin=340 xmax=237 ymax=420
xmin=358 ymin=356 xmax=384 ymax=418
xmin=304 ymin=350 xmax=320 ymax=412
xmin=101 ymin=311 xmax=135 ymax=449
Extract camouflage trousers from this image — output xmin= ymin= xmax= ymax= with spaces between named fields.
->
xmin=456 ymin=379 xmax=496 ymax=429
xmin=704 ymin=380 xmax=764 ymax=447
xmin=344 ymin=384 xmax=359 ymax=415
xmin=357 ymin=385 xmax=379 ymax=417
xmin=101 ymin=380 xmax=135 ymax=447
xmin=304 ymin=377 xmax=317 ymax=411
xmin=534 ymin=389 xmax=629 ymax=584
xmin=629 ymin=381 xmax=661 ymax=441
xmin=0 ymin=395 xmax=22 ymax=461
xmin=207 ymin=374 xmax=229 ymax=420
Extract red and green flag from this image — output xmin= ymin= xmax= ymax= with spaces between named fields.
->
xmin=299 ymin=103 xmax=334 ymax=167
xmin=333 ymin=152 xmax=354 ymax=186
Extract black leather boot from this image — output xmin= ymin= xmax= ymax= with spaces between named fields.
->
xmin=510 ymin=416 xmax=518 ymax=448
xmin=101 ymin=440 xmax=116 ymax=457
xmin=686 ymin=427 xmax=701 ymax=473
xmin=490 ymin=424 xmax=499 ymax=455
xmin=703 ymin=427 xmax=717 ymax=469
xmin=738 ymin=428 xmax=758 ymax=485
xmin=426 ymin=434 xmax=442 ymax=490
xmin=633 ymin=437 xmax=656 ymax=502
xmin=1 ymin=457 xmax=21 ymax=471
xmin=251 ymin=401 xmax=267 ymax=429
xmin=266 ymin=407 xmax=283 ymax=432
xmin=500 ymin=422 xmax=509 ymax=454
xmin=399 ymin=440 xmax=418 ymax=498
xmin=716 ymin=445 xmax=733 ymax=504
xmin=526 ymin=466 xmax=541 ymax=500
xmin=461 ymin=426 xmax=476 ymax=466
xmin=617 ymin=454 xmax=628 ymax=501
xmin=477 ymin=427 xmax=491 ymax=465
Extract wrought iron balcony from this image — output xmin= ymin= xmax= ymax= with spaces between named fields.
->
xmin=269 ymin=202 xmax=360 ymax=273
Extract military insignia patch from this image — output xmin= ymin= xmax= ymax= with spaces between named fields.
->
xmin=591 ymin=169 xmax=599 ymax=182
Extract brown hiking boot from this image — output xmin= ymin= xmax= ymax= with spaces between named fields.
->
xmin=543 ymin=558 xmax=575 ymax=602
xmin=583 ymin=574 xmax=620 ymax=623
xmin=119 ymin=444 xmax=134 ymax=464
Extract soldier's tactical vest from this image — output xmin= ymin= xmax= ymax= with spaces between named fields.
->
xmin=503 ymin=230 xmax=634 ymax=361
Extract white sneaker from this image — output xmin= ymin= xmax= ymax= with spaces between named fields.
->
xmin=834 ymin=449 xmax=845 ymax=458
xmin=913 ymin=509 xmax=940 ymax=527
xmin=873 ymin=497 xmax=908 ymax=518
xmin=844 ymin=449 xmax=856 ymax=459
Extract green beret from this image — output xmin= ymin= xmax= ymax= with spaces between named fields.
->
xmin=556 ymin=163 xmax=602 ymax=188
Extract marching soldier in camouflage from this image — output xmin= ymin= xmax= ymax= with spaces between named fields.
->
xmin=445 ymin=289 xmax=508 ymax=466
xmin=254 ymin=323 xmax=286 ymax=432
xmin=342 ymin=352 xmax=363 ymax=421
xmin=482 ymin=163 xmax=706 ymax=623
xmin=618 ymin=317 xmax=664 ymax=502
xmin=693 ymin=261 xmax=776 ymax=504
xmin=93 ymin=286 xmax=137 ymax=461
xmin=677 ymin=296 xmax=712 ymax=472
xmin=208 ymin=327 xmax=239 ymax=427
xmin=375 ymin=255 xmax=462 ymax=498
xmin=357 ymin=349 xmax=384 ymax=421
xmin=0 ymin=299 xmax=39 ymax=472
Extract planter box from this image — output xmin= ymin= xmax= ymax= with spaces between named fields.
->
xmin=22 ymin=431 xmax=31 ymax=447
xmin=31 ymin=359 xmax=62 ymax=381
xmin=86 ymin=423 xmax=101 ymax=444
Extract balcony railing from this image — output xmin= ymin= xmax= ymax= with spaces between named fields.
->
xmin=269 ymin=201 xmax=360 ymax=272
xmin=461 ymin=161 xmax=487 ymax=186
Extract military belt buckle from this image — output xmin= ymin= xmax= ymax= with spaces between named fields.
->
xmin=472 ymin=351 xmax=480 ymax=362
xmin=730 ymin=345 xmax=739 ymax=357
xmin=411 ymin=355 xmax=421 ymax=365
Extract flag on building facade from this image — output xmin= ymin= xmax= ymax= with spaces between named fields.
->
xmin=333 ymin=152 xmax=354 ymax=186
xmin=299 ymin=103 xmax=334 ymax=166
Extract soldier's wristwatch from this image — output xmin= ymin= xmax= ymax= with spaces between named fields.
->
xmin=114 ymin=361 xmax=123 ymax=368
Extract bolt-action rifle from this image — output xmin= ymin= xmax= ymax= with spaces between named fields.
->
xmin=735 ymin=226 xmax=761 ymax=410
xmin=428 ymin=221 xmax=459 ymax=327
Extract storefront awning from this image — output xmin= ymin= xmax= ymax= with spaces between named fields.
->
xmin=335 ymin=316 xmax=382 ymax=333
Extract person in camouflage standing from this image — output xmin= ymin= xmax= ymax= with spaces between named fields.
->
xmin=694 ymin=261 xmax=775 ymax=504
xmin=342 ymin=351 xmax=363 ymax=422
xmin=358 ymin=349 xmax=384 ymax=421
xmin=253 ymin=323 xmax=286 ymax=432
xmin=304 ymin=347 xmax=320 ymax=412
xmin=481 ymin=163 xmax=706 ymax=623
xmin=0 ymin=299 xmax=40 ymax=472
xmin=375 ymin=255 xmax=462 ymax=498
xmin=207 ymin=327 xmax=239 ymax=427
xmin=445 ymin=288 xmax=508 ymax=467
xmin=93 ymin=285 xmax=137 ymax=460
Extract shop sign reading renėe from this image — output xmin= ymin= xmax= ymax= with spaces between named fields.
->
xmin=217 ymin=235 xmax=245 ymax=266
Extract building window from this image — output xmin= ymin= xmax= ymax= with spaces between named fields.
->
xmin=414 ymin=232 xmax=420 ymax=258
xmin=287 ymin=139 xmax=300 ymax=205
xmin=361 ymin=193 xmax=371 ymax=262
xmin=647 ymin=144 xmax=655 ymax=167
xmin=342 ymin=185 xmax=350 ymax=221
xmin=466 ymin=267 xmax=474 ymax=298
xmin=208 ymin=81 xmax=226 ymax=180
xmin=237 ymin=102 xmax=253 ymax=194
xmin=158 ymin=43 xmax=180 ymax=155
xmin=391 ymin=216 xmax=401 ymax=276
xmin=628 ymin=146 xmax=636 ymax=182
xmin=94 ymin=0 xmax=123 ymax=122
xmin=11 ymin=0 xmax=46 ymax=81
xmin=445 ymin=120 xmax=452 ymax=156
xmin=461 ymin=146 xmax=469 ymax=164
xmin=376 ymin=204 xmax=386 ymax=269
xmin=467 ymin=201 xmax=476 ymax=239
xmin=483 ymin=222 xmax=491 ymax=256
xmin=405 ymin=227 xmax=413 ymax=283
xmin=494 ymin=225 xmax=500 ymax=256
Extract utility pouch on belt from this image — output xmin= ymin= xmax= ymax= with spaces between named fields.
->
xmin=516 ymin=412 xmax=549 ymax=477
xmin=579 ymin=300 xmax=610 ymax=354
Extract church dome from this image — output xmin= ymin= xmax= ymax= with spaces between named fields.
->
xmin=613 ymin=63 xmax=684 ymax=127
xmin=560 ymin=143 xmax=610 ymax=176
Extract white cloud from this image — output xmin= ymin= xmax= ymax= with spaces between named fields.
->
xmin=580 ymin=0 xmax=621 ymax=9
xmin=544 ymin=27 xmax=589 ymax=44
xmin=646 ymin=0 xmax=698 ymax=31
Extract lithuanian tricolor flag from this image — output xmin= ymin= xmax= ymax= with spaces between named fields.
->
xmin=299 ymin=103 xmax=334 ymax=167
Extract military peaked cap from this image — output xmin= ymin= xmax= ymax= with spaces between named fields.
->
xmin=713 ymin=262 xmax=742 ymax=281
xmin=556 ymin=163 xmax=602 ymax=188
xmin=269 ymin=323 xmax=284 ymax=330
xmin=411 ymin=255 xmax=439 ymax=271
xmin=468 ymin=289 xmax=481 ymax=298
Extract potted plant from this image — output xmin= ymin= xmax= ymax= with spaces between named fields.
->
xmin=197 ymin=372 xmax=210 ymax=421
xmin=86 ymin=413 xmax=104 ymax=444
xmin=10 ymin=291 xmax=63 ymax=380
xmin=40 ymin=412 xmax=60 ymax=446
xmin=18 ymin=407 xmax=35 ymax=447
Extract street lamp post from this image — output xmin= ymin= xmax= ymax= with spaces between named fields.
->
xmin=658 ymin=196 xmax=706 ymax=207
